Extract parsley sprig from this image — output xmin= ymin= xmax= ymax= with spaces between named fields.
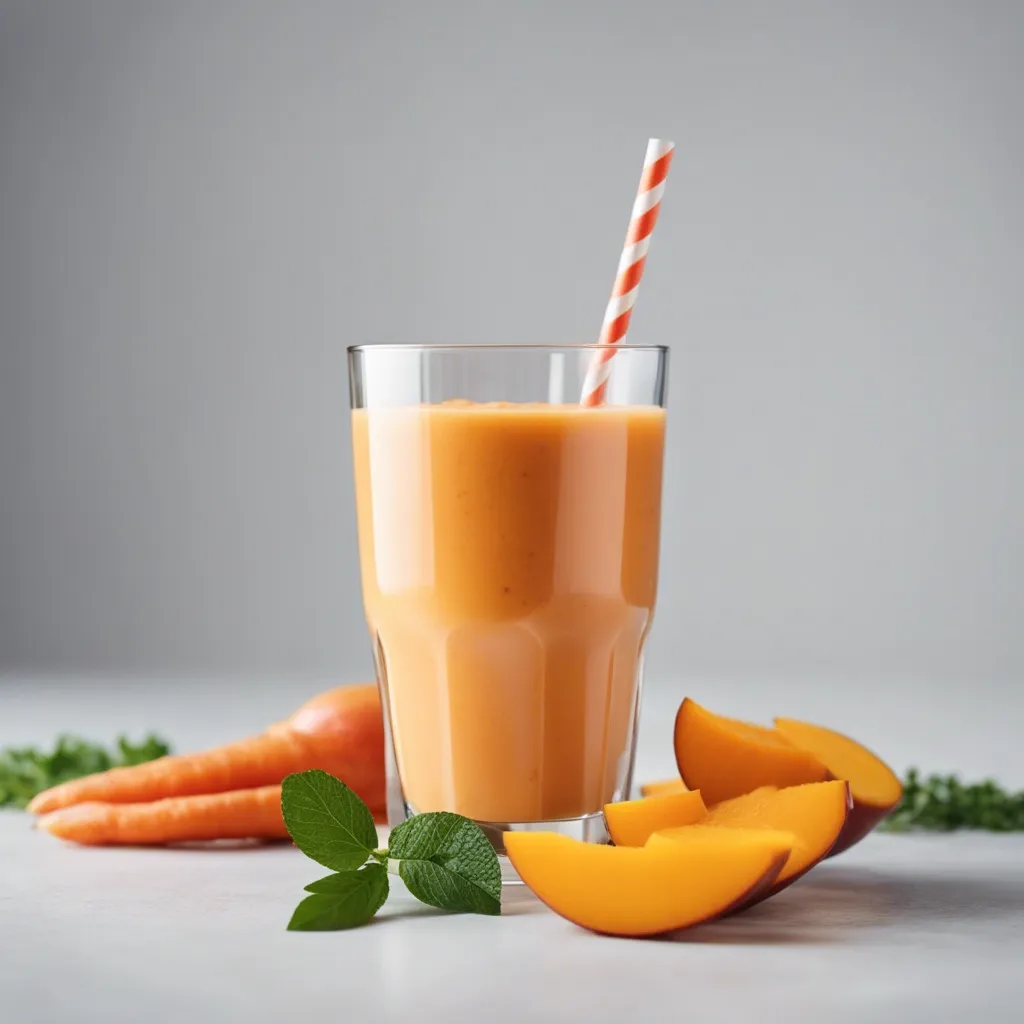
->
xmin=0 ymin=734 xmax=171 ymax=809
xmin=881 ymin=768 xmax=1024 ymax=832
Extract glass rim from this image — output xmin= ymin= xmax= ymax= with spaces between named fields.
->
xmin=347 ymin=343 xmax=669 ymax=355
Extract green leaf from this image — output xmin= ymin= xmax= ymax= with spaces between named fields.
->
xmin=399 ymin=859 xmax=501 ymax=916
xmin=388 ymin=811 xmax=501 ymax=916
xmin=116 ymin=734 xmax=172 ymax=767
xmin=878 ymin=767 xmax=1024 ymax=833
xmin=288 ymin=865 xmax=389 ymax=931
xmin=280 ymin=769 xmax=379 ymax=871
xmin=0 ymin=733 xmax=171 ymax=809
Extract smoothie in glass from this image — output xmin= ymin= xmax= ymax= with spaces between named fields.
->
xmin=352 ymin=400 xmax=665 ymax=825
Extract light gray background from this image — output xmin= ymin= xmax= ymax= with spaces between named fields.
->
xmin=1 ymin=2 xmax=1022 ymax=713
xmin=2 ymin=11 xmax=1024 ymax=1022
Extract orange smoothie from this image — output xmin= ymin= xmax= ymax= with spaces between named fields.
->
xmin=352 ymin=401 xmax=666 ymax=823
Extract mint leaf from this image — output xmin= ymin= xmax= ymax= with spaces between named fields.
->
xmin=287 ymin=864 xmax=388 ymax=931
xmin=388 ymin=811 xmax=501 ymax=916
xmin=280 ymin=772 xmax=502 ymax=931
xmin=399 ymin=860 xmax=501 ymax=916
xmin=281 ymin=770 xmax=378 ymax=872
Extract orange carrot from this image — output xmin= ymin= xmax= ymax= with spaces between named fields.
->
xmin=36 ymin=786 xmax=289 ymax=845
xmin=27 ymin=684 xmax=385 ymax=815
xmin=36 ymin=786 xmax=388 ymax=846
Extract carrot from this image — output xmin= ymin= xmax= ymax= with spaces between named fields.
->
xmin=36 ymin=786 xmax=288 ymax=845
xmin=27 ymin=683 xmax=385 ymax=816
xmin=36 ymin=786 xmax=288 ymax=843
xmin=35 ymin=785 xmax=388 ymax=846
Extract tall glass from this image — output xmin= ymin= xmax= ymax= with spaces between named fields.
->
xmin=348 ymin=344 xmax=668 ymax=878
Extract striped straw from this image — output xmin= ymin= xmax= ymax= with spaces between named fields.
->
xmin=581 ymin=138 xmax=675 ymax=406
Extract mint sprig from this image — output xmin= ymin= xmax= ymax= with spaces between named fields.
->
xmin=280 ymin=770 xmax=502 ymax=930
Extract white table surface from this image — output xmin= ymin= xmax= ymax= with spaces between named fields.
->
xmin=2 ymin=677 xmax=1023 ymax=1024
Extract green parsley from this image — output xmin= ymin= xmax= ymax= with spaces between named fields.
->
xmin=280 ymin=769 xmax=502 ymax=930
xmin=0 ymin=733 xmax=171 ymax=809
xmin=880 ymin=768 xmax=1024 ymax=832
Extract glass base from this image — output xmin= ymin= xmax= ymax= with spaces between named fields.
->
xmin=399 ymin=804 xmax=610 ymax=885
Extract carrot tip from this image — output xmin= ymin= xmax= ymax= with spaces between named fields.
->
xmin=27 ymin=790 xmax=64 ymax=815
xmin=36 ymin=804 xmax=89 ymax=833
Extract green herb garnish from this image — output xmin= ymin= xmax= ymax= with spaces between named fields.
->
xmin=880 ymin=768 xmax=1024 ymax=832
xmin=388 ymin=810 xmax=502 ymax=916
xmin=281 ymin=769 xmax=502 ymax=930
xmin=0 ymin=733 xmax=171 ymax=809
xmin=288 ymin=864 xmax=390 ymax=931
xmin=281 ymin=769 xmax=379 ymax=871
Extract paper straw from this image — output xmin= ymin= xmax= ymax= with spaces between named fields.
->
xmin=581 ymin=138 xmax=675 ymax=406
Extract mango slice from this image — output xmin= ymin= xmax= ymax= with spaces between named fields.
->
xmin=674 ymin=698 xmax=829 ymax=805
xmin=652 ymin=780 xmax=849 ymax=904
xmin=604 ymin=790 xmax=707 ymax=847
xmin=774 ymin=718 xmax=902 ymax=854
xmin=505 ymin=828 xmax=793 ymax=937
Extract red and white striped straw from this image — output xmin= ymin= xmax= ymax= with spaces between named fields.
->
xmin=581 ymin=138 xmax=675 ymax=406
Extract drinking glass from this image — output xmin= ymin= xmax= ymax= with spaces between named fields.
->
xmin=348 ymin=344 xmax=668 ymax=879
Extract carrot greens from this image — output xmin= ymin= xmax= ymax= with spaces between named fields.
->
xmin=0 ymin=734 xmax=170 ymax=809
